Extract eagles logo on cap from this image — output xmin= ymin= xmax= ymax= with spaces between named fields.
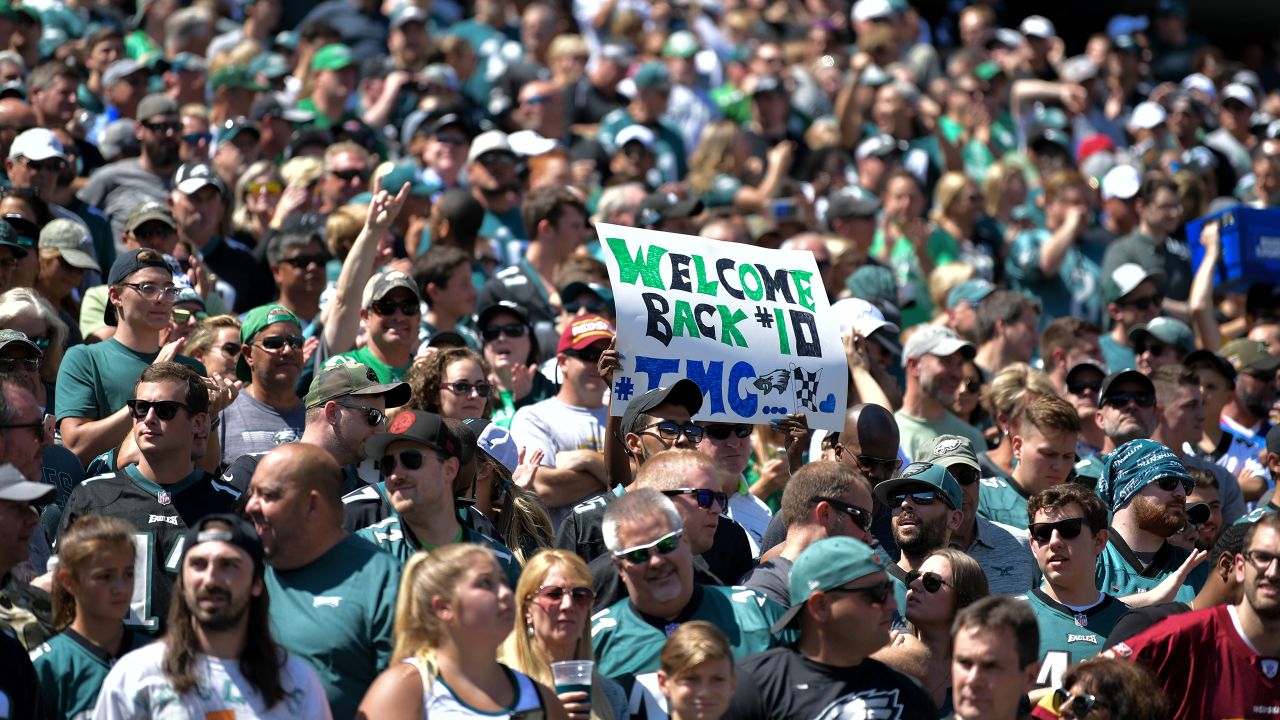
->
xmin=933 ymin=437 xmax=963 ymax=455
xmin=389 ymin=413 xmax=416 ymax=434
xmin=900 ymin=462 xmax=929 ymax=477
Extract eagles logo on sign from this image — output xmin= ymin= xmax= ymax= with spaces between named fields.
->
xmin=899 ymin=462 xmax=929 ymax=478
xmin=366 ymin=367 xmax=378 ymax=382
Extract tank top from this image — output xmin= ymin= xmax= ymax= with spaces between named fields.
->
xmin=406 ymin=657 xmax=545 ymax=718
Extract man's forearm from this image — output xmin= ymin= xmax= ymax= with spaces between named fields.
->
xmin=61 ymin=407 xmax=133 ymax=465
xmin=532 ymin=466 xmax=609 ymax=509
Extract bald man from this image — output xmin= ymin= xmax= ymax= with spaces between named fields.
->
xmin=245 ymin=444 xmax=402 ymax=720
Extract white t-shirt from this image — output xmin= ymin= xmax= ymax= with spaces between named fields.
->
xmin=93 ymin=641 xmax=332 ymax=720
xmin=509 ymin=397 xmax=608 ymax=470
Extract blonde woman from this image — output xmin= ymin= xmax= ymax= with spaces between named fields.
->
xmin=978 ymin=363 xmax=1057 ymax=480
xmin=501 ymin=550 xmax=626 ymax=720
xmin=231 ymin=160 xmax=285 ymax=246
xmin=930 ymin=171 xmax=999 ymax=282
xmin=358 ymin=544 xmax=567 ymax=719
xmin=687 ymin=120 xmax=793 ymax=213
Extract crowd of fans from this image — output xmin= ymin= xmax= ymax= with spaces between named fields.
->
xmin=0 ymin=0 xmax=1279 ymax=718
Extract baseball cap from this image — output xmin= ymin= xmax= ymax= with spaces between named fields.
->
xmin=379 ymin=164 xmax=437 ymax=197
xmin=855 ymin=134 xmax=905 ymax=162
xmin=251 ymin=92 xmax=313 ymax=125
xmin=557 ymin=314 xmax=615 ymax=354
xmin=174 ymin=162 xmax=227 ymax=196
xmin=0 ymin=462 xmax=54 ymax=503
xmin=559 ymin=280 xmax=614 ymax=309
xmin=1129 ymin=101 xmax=1167 ymax=131
xmin=304 ymin=358 xmax=411 ymax=409
xmin=508 ymin=130 xmax=559 ymax=157
xmin=1223 ymin=82 xmax=1257 ymax=111
xmin=615 ymin=124 xmax=656 ymax=150
xmin=365 ymin=409 xmax=461 ymax=460
xmin=831 ymin=298 xmax=902 ymax=357
xmin=361 ymin=270 xmax=422 ymax=307
xmin=1060 ymin=55 xmax=1097 ymax=83
xmin=0 ymin=217 xmax=22 ymax=259
xmin=0 ymin=329 xmax=38 ymax=357
xmin=1220 ymin=338 xmax=1280 ymax=376
xmin=102 ymin=58 xmax=145 ymax=88
xmin=38 ymin=219 xmax=100 ymax=272
xmin=637 ymin=191 xmax=703 ymax=228
xmin=476 ymin=300 xmax=530 ymax=329
xmin=826 ymin=185 xmax=881 ymax=222
xmin=752 ymin=75 xmax=785 ymax=97
xmin=1098 ymin=368 xmax=1155 ymax=403
xmin=1065 ymin=359 xmax=1107 ymax=387
xmin=167 ymin=52 xmax=208 ymax=75
xmin=136 ymin=93 xmax=179 ymax=122
xmin=9 ymin=127 xmax=65 ymax=161
xmin=106 ymin=247 xmax=170 ymax=288
xmin=851 ymin=0 xmax=893 ymax=23
xmin=946 ymin=279 xmax=995 ymax=309
xmin=247 ymin=52 xmax=289 ymax=81
xmin=845 ymin=265 xmax=898 ymax=309
xmin=987 ymin=28 xmax=1023 ymax=51
xmin=467 ymin=130 xmax=515 ymax=165
xmin=632 ymin=61 xmax=671 ymax=91
xmin=620 ymin=379 xmax=704 ymax=436
xmin=902 ymin=326 xmax=976 ymax=367
xmin=311 ymin=43 xmax=355 ymax=72
xmin=1101 ymin=164 xmax=1141 ymax=201
xmin=1127 ymin=317 xmax=1195 ymax=354
xmin=180 ymin=514 xmax=264 ymax=571
xmin=236 ymin=304 xmax=303 ymax=381
xmin=475 ymin=421 xmax=518 ymax=473
xmin=1103 ymin=263 xmax=1162 ymax=304
xmin=1183 ymin=349 xmax=1236 ymax=386
xmin=124 ymin=201 xmax=176 ymax=234
xmin=772 ymin=536 xmax=888 ymax=632
xmin=217 ymin=116 xmax=259 ymax=144
xmin=1019 ymin=15 xmax=1056 ymax=39
xmin=662 ymin=30 xmax=699 ymax=59
xmin=391 ymin=5 xmax=428 ymax=29
xmin=874 ymin=461 xmax=964 ymax=510
xmin=919 ymin=434 xmax=980 ymax=473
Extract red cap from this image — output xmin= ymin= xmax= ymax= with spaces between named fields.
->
xmin=558 ymin=314 xmax=615 ymax=354
xmin=1077 ymin=133 xmax=1115 ymax=163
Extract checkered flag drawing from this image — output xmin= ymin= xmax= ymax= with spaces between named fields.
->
xmin=791 ymin=364 xmax=822 ymax=413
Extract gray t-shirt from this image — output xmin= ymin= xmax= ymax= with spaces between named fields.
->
xmin=218 ymin=391 xmax=304 ymax=465
xmin=740 ymin=556 xmax=793 ymax=607
xmin=77 ymin=158 xmax=172 ymax=240
xmin=895 ymin=409 xmax=987 ymax=465
xmin=958 ymin=516 xmax=1040 ymax=596
xmin=509 ymin=396 xmax=607 ymax=466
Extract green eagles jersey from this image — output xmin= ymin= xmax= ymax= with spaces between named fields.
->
xmin=325 ymin=345 xmax=410 ymax=384
xmin=591 ymin=585 xmax=788 ymax=719
xmin=357 ymin=515 xmax=521 ymax=587
xmin=976 ymin=477 xmax=1034 ymax=529
xmin=30 ymin=627 xmax=148 ymax=719
xmin=1021 ymin=588 xmax=1129 ymax=690
xmin=1006 ymin=228 xmax=1104 ymax=330
xmin=1094 ymin=535 xmax=1208 ymax=603
xmin=597 ymin=110 xmax=688 ymax=185
xmin=265 ymin=533 xmax=400 ymax=720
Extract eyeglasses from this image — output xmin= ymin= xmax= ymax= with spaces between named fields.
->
xmin=0 ymin=415 xmax=49 ymax=442
xmin=1067 ymin=380 xmax=1102 ymax=397
xmin=947 ymin=465 xmax=980 ymax=486
xmin=636 ymin=420 xmax=705 ymax=444
xmin=21 ymin=157 xmax=64 ymax=173
xmin=171 ymin=308 xmax=204 ymax=324
xmin=702 ymin=423 xmax=752 ymax=440
xmin=0 ymin=357 xmax=39 ymax=372
xmin=482 ymin=323 xmax=528 ymax=341
xmin=126 ymin=399 xmax=192 ymax=421
xmin=521 ymin=95 xmax=550 ymax=105
xmin=382 ymin=448 xmax=443 ymax=474
xmin=533 ymin=584 xmax=595 ymax=607
xmin=1135 ymin=341 xmax=1168 ymax=357
xmin=613 ymin=529 xmax=682 ymax=564
xmin=1102 ymin=391 xmax=1156 ymax=409
xmin=661 ymin=488 xmax=728 ymax=511
xmin=827 ymin=580 xmax=894 ymax=605
xmin=564 ymin=298 xmax=610 ymax=314
xmin=142 ymin=120 xmax=180 ymax=133
xmin=1029 ymin=517 xmax=1087 ymax=544
xmin=370 ymin=299 xmax=420 ymax=316
xmin=134 ymin=224 xmax=175 ymax=240
xmin=1053 ymin=688 xmax=1104 ymax=719
xmin=336 ymin=399 xmax=385 ymax=426
xmin=1243 ymin=550 xmax=1280 ymax=573
xmin=443 ymin=381 xmax=492 ymax=397
xmin=1120 ymin=294 xmax=1162 ymax=311
xmin=905 ymin=570 xmax=950 ymax=593
xmin=122 ymin=282 xmax=180 ymax=301
xmin=220 ymin=342 xmax=242 ymax=358
xmin=248 ymin=180 xmax=283 ymax=195
xmin=281 ymin=253 xmax=327 ymax=269
xmin=889 ymin=489 xmax=940 ymax=506
xmin=329 ymin=168 xmax=367 ymax=182
xmin=1155 ymin=476 xmax=1186 ymax=493
xmin=252 ymin=334 xmax=304 ymax=351
xmin=810 ymin=495 xmax=873 ymax=531
xmin=181 ymin=131 xmax=212 ymax=145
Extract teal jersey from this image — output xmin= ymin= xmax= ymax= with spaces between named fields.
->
xmin=1095 ymin=535 xmax=1208 ymax=603
xmin=266 ymin=534 xmax=400 ymax=720
xmin=977 ymin=477 xmax=1034 ymax=529
xmin=30 ymin=627 xmax=148 ymax=719
xmin=1073 ymin=454 xmax=1104 ymax=485
xmin=1006 ymin=228 xmax=1103 ymax=330
xmin=55 ymin=338 xmax=205 ymax=421
xmin=357 ymin=515 xmax=521 ymax=588
xmin=1021 ymin=588 xmax=1129 ymax=690
xmin=597 ymin=110 xmax=688 ymax=184
xmin=1099 ymin=334 xmax=1136 ymax=374
xmin=591 ymin=585 xmax=788 ymax=718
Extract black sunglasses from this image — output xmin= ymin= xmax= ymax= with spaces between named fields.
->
xmin=947 ymin=465 xmax=980 ymax=486
xmin=889 ymin=489 xmax=939 ymax=506
xmin=1134 ymin=341 xmax=1168 ymax=357
xmin=636 ymin=420 xmax=705 ymax=444
xmin=828 ymin=580 xmax=894 ymax=605
xmin=0 ymin=417 xmax=47 ymax=442
xmin=566 ymin=347 xmax=604 ymax=364
xmin=1102 ymin=391 xmax=1156 ymax=409
xmin=253 ymin=334 xmax=304 ymax=351
xmin=856 ymin=454 xmax=902 ymax=475
xmin=382 ymin=449 xmax=441 ymax=474
xmin=482 ymin=323 xmax=528 ymax=341
xmin=1053 ymin=688 xmax=1104 ymax=719
xmin=905 ymin=570 xmax=950 ymax=594
xmin=126 ymin=399 xmax=192 ymax=421
xmin=702 ymin=423 xmax=752 ymax=440
xmin=1120 ymin=294 xmax=1162 ymax=311
xmin=142 ymin=120 xmax=180 ymax=133
xmin=282 ymin=254 xmax=328 ymax=269
xmin=1155 ymin=476 xmax=1186 ymax=493
xmin=1029 ymin=517 xmax=1087 ymax=544
xmin=564 ymin=298 xmax=610 ymax=314
xmin=0 ymin=357 xmax=39 ymax=373
xmin=1067 ymin=380 xmax=1102 ymax=396
xmin=443 ymin=381 xmax=492 ymax=397
xmin=329 ymin=168 xmax=367 ymax=182
xmin=613 ymin=529 xmax=682 ymax=564
xmin=661 ymin=488 xmax=728 ymax=511
xmin=336 ymin=400 xmax=385 ymax=426
xmin=811 ymin=495 xmax=873 ymax=531
xmin=371 ymin=299 xmax=419 ymax=316
xmin=220 ymin=342 xmax=242 ymax=358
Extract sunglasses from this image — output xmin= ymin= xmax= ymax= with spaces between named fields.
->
xmin=443 ymin=381 xmax=492 ymax=397
xmin=1102 ymin=391 xmax=1155 ymax=409
xmin=371 ymin=299 xmax=419 ymax=316
xmin=613 ymin=529 xmax=682 ymax=564
xmin=1155 ymin=476 xmax=1186 ymax=493
xmin=477 ymin=152 xmax=517 ymax=167
xmin=434 ymin=132 xmax=469 ymax=146
xmin=566 ymin=347 xmax=604 ymax=364
xmin=905 ymin=570 xmax=950 ymax=593
xmin=142 ymin=120 xmax=180 ymax=133
xmin=336 ymin=400 xmax=385 ymax=426
xmin=636 ymin=420 xmax=705 ymax=444
xmin=220 ymin=342 xmax=242 ymax=358
xmin=1052 ymin=688 xmax=1103 ymax=719
xmin=1029 ymin=517 xmax=1087 ymax=544
xmin=134 ymin=224 xmax=175 ymax=240
xmin=126 ymin=399 xmax=192 ymax=421
xmin=959 ymin=379 xmax=981 ymax=394
xmin=1135 ymin=342 xmax=1168 ymax=356
xmin=1067 ymin=380 xmax=1102 ymax=397
xmin=564 ymin=298 xmax=610 ymax=314
xmin=330 ymin=168 xmax=367 ymax=182
xmin=0 ymin=414 xmax=49 ymax=442
xmin=382 ymin=449 xmax=441 ymax=474
xmin=947 ymin=465 xmax=979 ymax=486
xmin=171 ymin=308 xmax=205 ymax=324
xmin=281 ymin=253 xmax=327 ymax=269
xmin=889 ymin=489 xmax=939 ymax=506
xmin=828 ymin=580 xmax=894 ymax=605
xmin=249 ymin=181 xmax=283 ymax=195
xmin=661 ymin=488 xmax=728 ymax=511
xmin=702 ymin=423 xmax=752 ymax=440
xmin=482 ymin=323 xmax=528 ymax=341
xmin=21 ymin=157 xmax=64 ymax=172
xmin=856 ymin=454 xmax=902 ymax=475
xmin=533 ymin=585 xmax=595 ymax=607
xmin=253 ymin=334 xmax=304 ymax=352
xmin=0 ymin=357 xmax=39 ymax=373
xmin=811 ymin=495 xmax=873 ymax=531
xmin=181 ymin=131 xmax=212 ymax=145
xmin=1120 ymin=294 xmax=1162 ymax=311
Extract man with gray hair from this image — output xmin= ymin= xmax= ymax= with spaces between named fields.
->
xmin=973 ymin=289 xmax=1041 ymax=373
xmin=162 ymin=6 xmax=214 ymax=57
xmin=266 ymin=223 xmax=328 ymax=332
xmin=592 ymin=487 xmax=786 ymax=719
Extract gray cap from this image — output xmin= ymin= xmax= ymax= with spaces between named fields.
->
xmin=136 ymin=93 xmax=179 ymax=122
xmin=0 ymin=462 xmax=55 ymax=504
xmin=902 ymin=325 xmax=976 ymax=366
xmin=99 ymin=119 xmax=140 ymax=162
xmin=102 ymin=58 xmax=145 ymax=88
xmin=1127 ymin=317 xmax=1195 ymax=354
xmin=619 ymin=379 xmax=704 ymax=437
xmin=38 ymin=219 xmax=100 ymax=272
xmin=0 ymin=329 xmax=38 ymax=356
xmin=361 ymin=270 xmax=421 ymax=307
xmin=826 ymin=185 xmax=881 ymax=222
xmin=918 ymin=434 xmax=980 ymax=472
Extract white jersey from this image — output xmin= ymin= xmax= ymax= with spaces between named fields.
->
xmin=92 ymin=641 xmax=332 ymax=720
xmin=407 ymin=658 xmax=545 ymax=719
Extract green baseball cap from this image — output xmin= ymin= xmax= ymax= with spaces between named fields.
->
xmin=304 ymin=358 xmax=411 ymax=409
xmin=632 ymin=61 xmax=671 ymax=90
xmin=1127 ymin=317 xmax=1194 ymax=354
xmin=946 ymin=279 xmax=995 ymax=309
xmin=311 ymin=43 xmax=355 ymax=72
xmin=873 ymin=461 xmax=964 ymax=511
xmin=772 ymin=536 xmax=889 ymax=632
xmin=845 ymin=264 xmax=898 ymax=308
xmin=236 ymin=304 xmax=302 ymax=382
xmin=662 ymin=30 xmax=699 ymax=59
xmin=380 ymin=164 xmax=438 ymax=198
xmin=0 ymin=217 xmax=26 ymax=259
xmin=210 ymin=65 xmax=268 ymax=92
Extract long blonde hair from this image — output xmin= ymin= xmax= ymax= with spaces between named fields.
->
xmin=500 ymin=550 xmax=615 ymax=720
xmin=688 ymin=120 xmax=742 ymax=194
xmin=391 ymin=544 xmax=500 ymax=668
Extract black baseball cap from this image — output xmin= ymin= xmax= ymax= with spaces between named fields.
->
xmin=104 ymin=248 xmax=173 ymax=326
xmin=180 ymin=514 xmax=265 ymax=571
xmin=364 ymin=409 xmax=461 ymax=461
xmin=476 ymin=300 xmax=530 ymax=328
xmin=1098 ymin=369 xmax=1155 ymax=403
xmin=1184 ymin=349 xmax=1237 ymax=387
xmin=619 ymin=379 xmax=704 ymax=437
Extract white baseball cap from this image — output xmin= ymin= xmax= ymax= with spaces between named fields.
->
xmin=1129 ymin=101 xmax=1167 ymax=131
xmin=1019 ymin=15 xmax=1056 ymax=39
xmin=1223 ymin=82 xmax=1257 ymax=111
xmin=851 ymin=0 xmax=893 ymax=23
xmin=1101 ymin=164 xmax=1142 ymax=201
xmin=9 ymin=127 xmax=66 ymax=161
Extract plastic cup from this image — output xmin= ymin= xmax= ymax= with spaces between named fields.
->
xmin=550 ymin=659 xmax=593 ymax=706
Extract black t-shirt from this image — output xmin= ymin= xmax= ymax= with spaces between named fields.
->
xmin=568 ymin=79 xmax=625 ymax=126
xmin=728 ymin=646 xmax=937 ymax=719
xmin=0 ymin=627 xmax=41 ymax=719
xmin=1100 ymin=600 xmax=1191 ymax=650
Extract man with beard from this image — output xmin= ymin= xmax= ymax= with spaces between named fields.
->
xmin=246 ymin=444 xmax=399 ymax=719
xmin=170 ymin=162 xmax=266 ymax=313
xmin=1095 ymin=438 xmax=1209 ymax=606
xmin=78 ymin=94 xmax=182 ymax=240
xmin=979 ymin=395 xmax=1080 ymax=529
xmin=218 ymin=305 xmax=306 ymax=464
xmin=875 ymin=462 xmax=964 ymax=581
xmin=1074 ymin=369 xmax=1159 ymax=486
xmin=93 ymin=514 xmax=331 ymax=717
xmin=1219 ymin=338 xmax=1280 ymax=449
xmin=465 ymin=131 xmax=527 ymax=268
xmin=895 ymin=326 xmax=986 ymax=462
xmin=1108 ymin=512 xmax=1280 ymax=719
